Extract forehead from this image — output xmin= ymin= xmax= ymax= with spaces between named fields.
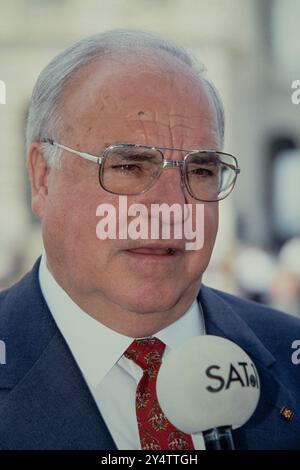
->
xmin=59 ymin=52 xmax=219 ymax=148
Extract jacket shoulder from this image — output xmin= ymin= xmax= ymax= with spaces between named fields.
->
xmin=0 ymin=268 xmax=37 ymax=324
xmin=209 ymin=287 xmax=300 ymax=356
xmin=0 ymin=259 xmax=60 ymax=388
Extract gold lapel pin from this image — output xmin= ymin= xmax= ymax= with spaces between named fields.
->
xmin=280 ymin=407 xmax=294 ymax=422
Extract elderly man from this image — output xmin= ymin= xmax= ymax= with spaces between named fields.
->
xmin=0 ymin=30 xmax=299 ymax=451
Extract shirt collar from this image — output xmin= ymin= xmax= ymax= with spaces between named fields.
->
xmin=39 ymin=253 xmax=205 ymax=387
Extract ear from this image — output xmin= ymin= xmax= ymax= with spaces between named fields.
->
xmin=27 ymin=142 xmax=51 ymax=219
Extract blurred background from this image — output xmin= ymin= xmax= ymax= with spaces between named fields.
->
xmin=0 ymin=0 xmax=300 ymax=316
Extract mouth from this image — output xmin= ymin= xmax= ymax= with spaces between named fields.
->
xmin=123 ymin=244 xmax=183 ymax=258
xmin=126 ymin=247 xmax=177 ymax=256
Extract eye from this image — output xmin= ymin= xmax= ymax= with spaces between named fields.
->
xmin=189 ymin=167 xmax=216 ymax=178
xmin=111 ymin=163 xmax=142 ymax=174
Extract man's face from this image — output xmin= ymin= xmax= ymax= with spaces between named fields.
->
xmin=31 ymin=53 xmax=220 ymax=324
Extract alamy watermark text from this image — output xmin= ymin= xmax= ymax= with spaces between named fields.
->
xmin=96 ymin=196 xmax=205 ymax=250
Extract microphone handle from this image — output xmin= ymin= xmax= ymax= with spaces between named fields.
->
xmin=203 ymin=426 xmax=235 ymax=450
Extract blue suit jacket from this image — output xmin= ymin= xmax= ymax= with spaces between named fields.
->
xmin=0 ymin=258 xmax=300 ymax=450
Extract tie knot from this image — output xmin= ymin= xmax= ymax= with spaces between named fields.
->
xmin=124 ymin=337 xmax=166 ymax=371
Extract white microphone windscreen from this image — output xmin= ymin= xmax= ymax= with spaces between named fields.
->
xmin=156 ymin=335 xmax=260 ymax=434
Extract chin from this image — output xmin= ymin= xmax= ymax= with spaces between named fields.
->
xmin=118 ymin=285 xmax=184 ymax=315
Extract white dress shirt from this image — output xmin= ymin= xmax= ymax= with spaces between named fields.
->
xmin=39 ymin=254 xmax=206 ymax=450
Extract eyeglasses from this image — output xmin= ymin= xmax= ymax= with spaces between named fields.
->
xmin=42 ymin=139 xmax=240 ymax=202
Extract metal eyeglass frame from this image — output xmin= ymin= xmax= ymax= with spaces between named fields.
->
xmin=42 ymin=138 xmax=241 ymax=202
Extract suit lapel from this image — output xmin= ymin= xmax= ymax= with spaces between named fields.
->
xmin=198 ymin=286 xmax=300 ymax=449
xmin=198 ymin=286 xmax=275 ymax=367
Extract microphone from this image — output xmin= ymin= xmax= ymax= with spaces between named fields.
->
xmin=156 ymin=335 xmax=260 ymax=450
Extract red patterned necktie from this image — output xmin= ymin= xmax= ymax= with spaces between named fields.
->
xmin=124 ymin=337 xmax=195 ymax=450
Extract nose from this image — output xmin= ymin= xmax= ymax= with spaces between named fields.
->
xmin=145 ymin=161 xmax=188 ymax=206
xmin=136 ymin=164 xmax=189 ymax=229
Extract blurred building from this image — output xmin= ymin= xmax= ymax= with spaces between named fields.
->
xmin=0 ymin=0 xmax=300 ymax=296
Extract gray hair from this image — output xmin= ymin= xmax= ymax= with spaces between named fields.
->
xmin=26 ymin=29 xmax=225 ymax=166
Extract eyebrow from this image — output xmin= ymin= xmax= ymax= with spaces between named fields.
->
xmin=188 ymin=155 xmax=220 ymax=164
xmin=115 ymin=152 xmax=159 ymax=162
